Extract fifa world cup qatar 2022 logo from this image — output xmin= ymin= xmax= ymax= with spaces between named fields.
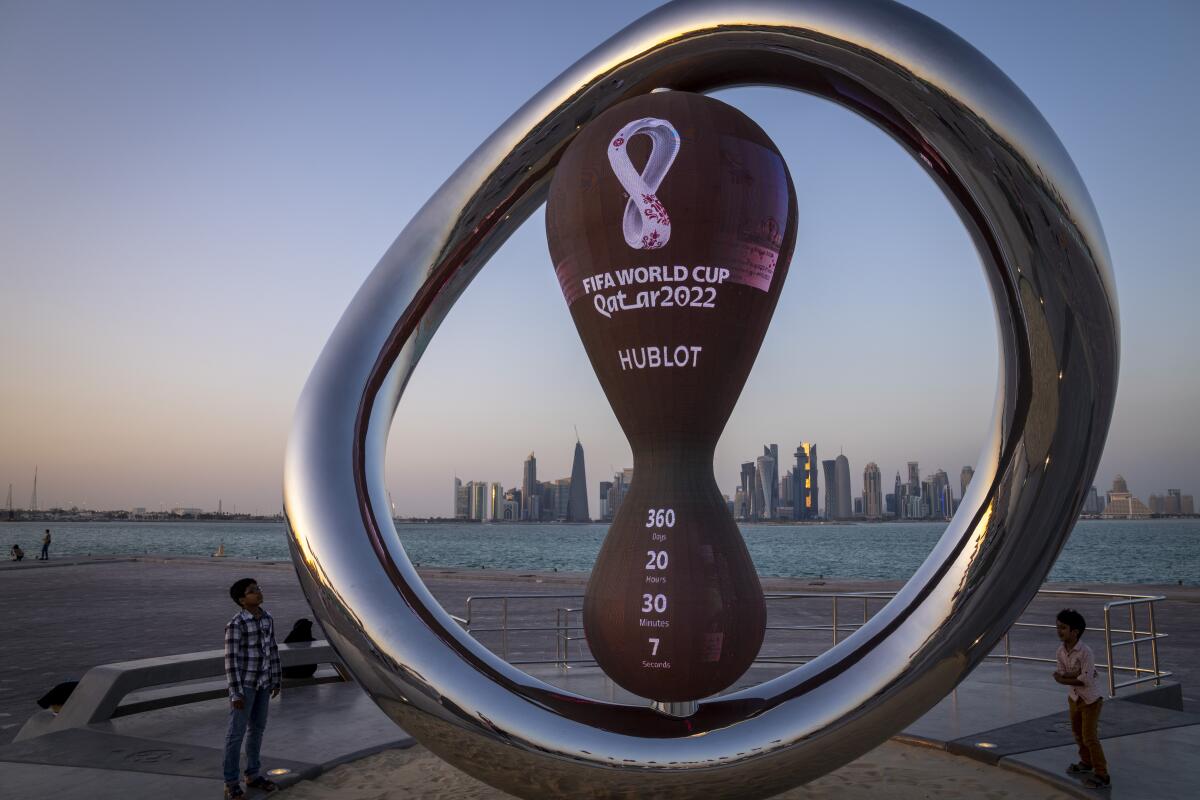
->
xmin=547 ymin=91 xmax=796 ymax=704
xmin=608 ymin=117 xmax=680 ymax=250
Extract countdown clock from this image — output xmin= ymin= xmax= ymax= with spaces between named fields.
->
xmin=547 ymin=91 xmax=797 ymax=703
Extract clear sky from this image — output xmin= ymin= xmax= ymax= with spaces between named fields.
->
xmin=1 ymin=0 xmax=1196 ymax=516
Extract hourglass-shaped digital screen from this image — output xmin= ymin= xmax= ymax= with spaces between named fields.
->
xmin=546 ymin=92 xmax=797 ymax=703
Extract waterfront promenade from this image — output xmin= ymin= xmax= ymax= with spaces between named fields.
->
xmin=1 ymin=555 xmax=1196 ymax=797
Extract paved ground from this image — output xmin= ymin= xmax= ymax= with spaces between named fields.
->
xmin=1 ymin=556 xmax=1197 ymax=799
xmin=1 ymin=555 xmax=1195 ymax=745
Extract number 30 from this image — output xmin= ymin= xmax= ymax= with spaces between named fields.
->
xmin=641 ymin=593 xmax=668 ymax=613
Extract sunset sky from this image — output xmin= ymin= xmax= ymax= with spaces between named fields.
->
xmin=2 ymin=0 xmax=1197 ymax=516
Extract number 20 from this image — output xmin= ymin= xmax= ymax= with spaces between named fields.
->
xmin=644 ymin=550 xmax=668 ymax=570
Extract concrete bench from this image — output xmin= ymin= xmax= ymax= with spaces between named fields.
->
xmin=15 ymin=641 xmax=342 ymax=741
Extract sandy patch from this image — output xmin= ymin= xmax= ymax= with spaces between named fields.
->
xmin=285 ymin=741 xmax=1075 ymax=799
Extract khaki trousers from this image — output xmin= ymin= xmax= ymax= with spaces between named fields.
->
xmin=1068 ymin=696 xmax=1107 ymax=776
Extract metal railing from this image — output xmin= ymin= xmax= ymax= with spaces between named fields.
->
xmin=463 ymin=594 xmax=587 ymax=665
xmin=459 ymin=589 xmax=1171 ymax=697
xmin=989 ymin=589 xmax=1171 ymax=697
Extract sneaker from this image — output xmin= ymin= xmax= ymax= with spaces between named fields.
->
xmin=1067 ymin=762 xmax=1094 ymax=775
xmin=1082 ymin=773 xmax=1111 ymax=789
xmin=244 ymin=775 xmax=278 ymax=792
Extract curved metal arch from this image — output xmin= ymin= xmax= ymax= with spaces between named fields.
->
xmin=282 ymin=1 xmax=1118 ymax=797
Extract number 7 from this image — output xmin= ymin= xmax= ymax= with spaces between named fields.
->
xmin=649 ymin=637 xmax=660 ymax=656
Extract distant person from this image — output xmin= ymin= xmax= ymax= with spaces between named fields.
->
xmin=10 ymin=544 xmax=24 ymax=561
xmin=14 ymin=680 xmax=80 ymax=740
xmin=1054 ymin=608 xmax=1110 ymax=789
xmin=222 ymin=578 xmax=282 ymax=797
xmin=39 ymin=529 xmax=51 ymax=560
xmin=281 ymin=618 xmax=318 ymax=680
xmin=37 ymin=681 xmax=78 ymax=714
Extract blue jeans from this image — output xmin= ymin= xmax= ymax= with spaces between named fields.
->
xmin=223 ymin=686 xmax=270 ymax=785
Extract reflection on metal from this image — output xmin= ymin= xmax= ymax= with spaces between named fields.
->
xmin=282 ymin=0 xmax=1118 ymax=797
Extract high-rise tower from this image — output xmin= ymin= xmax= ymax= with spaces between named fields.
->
xmin=822 ymin=459 xmax=838 ymax=519
xmin=766 ymin=443 xmax=780 ymax=511
xmin=863 ymin=462 xmax=882 ymax=519
xmin=834 ymin=454 xmax=852 ymax=519
xmin=758 ymin=447 xmax=778 ymax=520
xmin=960 ymin=466 xmax=975 ymax=499
xmin=932 ymin=469 xmax=952 ymax=518
xmin=906 ymin=461 xmax=920 ymax=497
xmin=567 ymin=437 xmax=590 ymax=522
xmin=740 ymin=462 xmax=757 ymax=520
xmin=793 ymin=443 xmax=818 ymax=520
xmin=522 ymin=453 xmax=537 ymax=521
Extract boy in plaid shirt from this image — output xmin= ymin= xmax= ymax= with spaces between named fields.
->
xmin=222 ymin=578 xmax=281 ymax=798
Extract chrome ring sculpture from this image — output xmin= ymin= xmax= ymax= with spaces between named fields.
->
xmin=283 ymin=1 xmax=1118 ymax=797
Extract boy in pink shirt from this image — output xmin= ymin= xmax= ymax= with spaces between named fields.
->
xmin=1054 ymin=608 xmax=1109 ymax=789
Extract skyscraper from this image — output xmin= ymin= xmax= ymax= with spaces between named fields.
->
xmin=822 ymin=459 xmax=838 ymax=519
xmin=834 ymin=454 xmax=852 ymax=519
xmin=553 ymin=477 xmax=572 ymax=520
xmin=469 ymin=481 xmax=488 ymax=521
xmin=753 ymin=453 xmax=772 ymax=522
xmin=503 ymin=488 xmax=521 ymax=521
xmin=766 ymin=443 xmax=780 ymax=511
xmin=609 ymin=468 xmax=634 ymax=520
xmin=780 ymin=470 xmax=793 ymax=519
xmin=522 ymin=452 xmax=537 ymax=521
xmin=932 ymin=469 xmax=952 ymax=519
xmin=598 ymin=481 xmax=613 ymax=521
xmin=757 ymin=447 xmax=778 ymax=519
xmin=567 ymin=438 xmax=590 ymax=522
xmin=453 ymin=477 xmax=469 ymax=519
xmin=489 ymin=482 xmax=504 ymax=520
xmin=907 ymin=461 xmax=920 ymax=496
xmin=893 ymin=472 xmax=904 ymax=519
xmin=793 ymin=443 xmax=818 ymax=520
xmin=863 ymin=462 xmax=882 ymax=519
xmin=960 ymin=466 xmax=974 ymax=498
xmin=740 ymin=462 xmax=757 ymax=520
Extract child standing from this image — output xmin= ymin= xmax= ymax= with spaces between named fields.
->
xmin=1054 ymin=608 xmax=1110 ymax=789
xmin=223 ymin=578 xmax=281 ymax=798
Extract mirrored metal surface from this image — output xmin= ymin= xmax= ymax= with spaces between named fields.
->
xmin=282 ymin=1 xmax=1118 ymax=797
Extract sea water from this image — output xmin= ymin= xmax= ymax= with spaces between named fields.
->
xmin=3 ymin=518 xmax=1196 ymax=585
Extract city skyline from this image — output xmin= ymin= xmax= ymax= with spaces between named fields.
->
xmin=2 ymin=1 xmax=1198 ymax=517
xmin=6 ymin=439 xmax=1190 ymax=522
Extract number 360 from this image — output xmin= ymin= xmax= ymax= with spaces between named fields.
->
xmin=645 ymin=508 xmax=675 ymax=528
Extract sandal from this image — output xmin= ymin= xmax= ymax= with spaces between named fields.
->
xmin=245 ymin=775 xmax=279 ymax=792
xmin=1082 ymin=773 xmax=1111 ymax=789
xmin=224 ymin=785 xmax=245 ymax=799
xmin=1067 ymin=762 xmax=1094 ymax=775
